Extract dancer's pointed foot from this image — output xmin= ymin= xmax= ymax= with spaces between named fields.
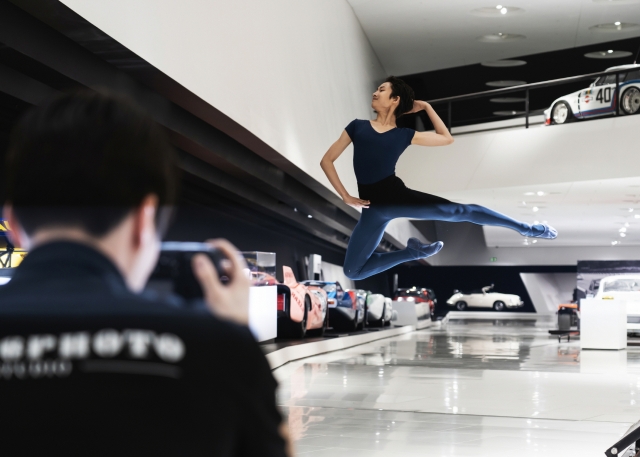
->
xmin=526 ymin=223 xmax=558 ymax=239
xmin=407 ymin=237 xmax=444 ymax=259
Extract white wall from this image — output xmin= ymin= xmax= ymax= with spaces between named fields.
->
xmin=61 ymin=0 xmax=383 ymax=200
xmin=520 ymin=273 xmax=576 ymax=315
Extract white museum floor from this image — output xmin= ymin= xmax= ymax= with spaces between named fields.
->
xmin=273 ymin=316 xmax=639 ymax=456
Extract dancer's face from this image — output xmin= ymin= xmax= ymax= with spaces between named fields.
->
xmin=371 ymin=82 xmax=399 ymax=114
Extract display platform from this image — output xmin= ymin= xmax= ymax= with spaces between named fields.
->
xmin=443 ymin=311 xmax=540 ymax=322
xmin=262 ymin=319 xmax=432 ymax=370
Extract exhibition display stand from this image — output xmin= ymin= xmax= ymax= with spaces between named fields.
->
xmin=392 ymin=300 xmax=430 ymax=327
xmin=248 ymin=285 xmax=277 ymax=343
xmin=580 ymin=298 xmax=627 ymax=350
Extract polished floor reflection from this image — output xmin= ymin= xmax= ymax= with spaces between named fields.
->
xmin=273 ymin=317 xmax=640 ymax=456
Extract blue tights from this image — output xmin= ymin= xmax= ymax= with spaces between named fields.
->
xmin=343 ymin=176 xmax=532 ymax=280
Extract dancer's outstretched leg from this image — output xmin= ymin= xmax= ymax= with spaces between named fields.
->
xmin=343 ymin=207 xmax=442 ymax=280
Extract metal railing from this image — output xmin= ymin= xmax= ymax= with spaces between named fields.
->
xmin=426 ymin=67 xmax=635 ymax=131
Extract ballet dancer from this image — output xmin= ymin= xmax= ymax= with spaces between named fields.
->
xmin=320 ymin=76 xmax=557 ymax=281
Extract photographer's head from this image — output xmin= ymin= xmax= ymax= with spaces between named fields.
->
xmin=3 ymin=91 xmax=179 ymax=291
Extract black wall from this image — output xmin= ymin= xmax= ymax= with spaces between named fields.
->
xmin=391 ymin=264 xmax=576 ymax=315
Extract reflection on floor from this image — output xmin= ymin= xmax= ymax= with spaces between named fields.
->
xmin=273 ymin=316 xmax=638 ymax=456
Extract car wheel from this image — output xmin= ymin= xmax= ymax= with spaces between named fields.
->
xmin=493 ymin=301 xmax=506 ymax=311
xmin=551 ymin=101 xmax=573 ymax=125
xmin=455 ymin=301 xmax=467 ymax=311
xmin=356 ymin=306 xmax=365 ymax=331
xmin=307 ymin=308 xmax=327 ymax=338
xmin=621 ymin=87 xmax=640 ymax=115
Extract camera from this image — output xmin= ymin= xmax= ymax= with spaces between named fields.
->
xmin=146 ymin=242 xmax=230 ymax=300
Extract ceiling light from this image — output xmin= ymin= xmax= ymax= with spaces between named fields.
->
xmin=630 ymin=208 xmax=635 ymax=212
xmin=308 ymin=215 xmax=313 ymax=218
xmin=536 ymin=191 xmax=545 ymax=196
xmin=496 ymin=4 xmax=503 ymax=8
xmin=625 ymin=222 xmax=630 ymax=227
xmin=481 ymin=60 xmax=527 ymax=67
xmin=585 ymin=50 xmax=632 ymax=59
xmin=494 ymin=110 xmax=525 ymax=116
xmin=501 ymin=7 xmax=508 ymax=14
xmin=487 ymin=80 xmax=527 ymax=87
xmin=532 ymin=240 xmax=537 ymax=244
xmin=532 ymin=207 xmax=539 ymax=212
xmin=524 ymin=192 xmax=535 ymax=196
xmin=490 ymin=97 xmax=527 ymax=103
xmin=635 ymin=214 xmax=640 ymax=219
xmin=534 ymin=220 xmax=540 ymax=224
xmin=620 ymin=227 xmax=627 ymax=232
xmin=589 ymin=22 xmax=640 ymax=32
xmin=612 ymin=241 xmax=618 ymax=245
xmin=477 ymin=33 xmax=526 ymax=43
xmin=621 ymin=232 xmax=627 ymax=237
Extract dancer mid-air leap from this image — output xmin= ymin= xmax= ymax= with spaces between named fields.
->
xmin=320 ymin=76 xmax=558 ymax=281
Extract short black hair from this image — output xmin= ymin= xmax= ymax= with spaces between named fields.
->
xmin=5 ymin=91 xmax=179 ymax=237
xmin=385 ymin=76 xmax=415 ymax=118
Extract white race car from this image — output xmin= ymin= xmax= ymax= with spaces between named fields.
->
xmin=544 ymin=63 xmax=640 ymax=125
xmin=446 ymin=285 xmax=524 ymax=311
xmin=594 ymin=274 xmax=640 ymax=333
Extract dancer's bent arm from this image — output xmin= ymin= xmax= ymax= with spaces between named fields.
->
xmin=407 ymin=101 xmax=454 ymax=147
xmin=320 ymin=130 xmax=370 ymax=209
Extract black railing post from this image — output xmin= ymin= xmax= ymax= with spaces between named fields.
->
xmin=615 ymin=72 xmax=620 ymax=116
xmin=447 ymin=101 xmax=452 ymax=133
xmin=525 ymin=89 xmax=530 ymax=129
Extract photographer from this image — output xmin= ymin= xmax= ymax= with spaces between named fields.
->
xmin=0 ymin=92 xmax=290 ymax=456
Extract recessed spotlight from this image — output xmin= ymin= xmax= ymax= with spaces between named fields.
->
xmin=589 ymin=22 xmax=640 ymax=32
xmin=536 ymin=191 xmax=545 ymax=196
xmin=532 ymin=240 xmax=538 ymax=244
xmin=524 ymin=192 xmax=535 ymax=196
xmin=534 ymin=220 xmax=540 ymax=224
xmin=612 ymin=241 xmax=619 ymax=245
xmin=477 ymin=33 xmax=526 ymax=43
xmin=635 ymin=214 xmax=640 ymax=219
xmin=481 ymin=59 xmax=527 ymax=67
xmin=472 ymin=6 xmax=524 ymax=17
xmin=625 ymin=222 xmax=630 ymax=227
xmin=532 ymin=207 xmax=539 ymax=212
xmin=308 ymin=214 xmax=313 ymax=218
xmin=620 ymin=227 xmax=627 ymax=232
xmin=621 ymin=232 xmax=627 ymax=237
xmin=585 ymin=50 xmax=633 ymax=59
xmin=630 ymin=208 xmax=635 ymax=212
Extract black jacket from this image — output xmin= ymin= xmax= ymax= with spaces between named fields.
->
xmin=0 ymin=242 xmax=286 ymax=457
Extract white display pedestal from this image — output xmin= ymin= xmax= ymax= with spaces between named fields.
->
xmin=392 ymin=301 xmax=430 ymax=327
xmin=580 ymin=298 xmax=627 ymax=350
xmin=248 ymin=285 xmax=277 ymax=342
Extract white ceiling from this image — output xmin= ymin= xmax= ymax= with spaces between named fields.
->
xmin=396 ymin=113 xmax=640 ymax=248
xmin=347 ymin=0 xmax=640 ymax=75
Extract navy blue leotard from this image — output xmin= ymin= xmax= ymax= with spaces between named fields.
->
xmin=342 ymin=119 xmax=536 ymax=280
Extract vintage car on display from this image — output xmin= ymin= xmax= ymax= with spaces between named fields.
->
xmin=346 ymin=289 xmax=368 ymax=330
xmin=594 ymin=275 xmax=640 ymax=333
xmin=446 ymin=284 xmax=524 ymax=311
xmin=394 ymin=287 xmax=436 ymax=320
xmin=544 ymin=63 xmax=640 ymax=125
xmin=276 ymin=266 xmax=328 ymax=339
xmin=365 ymin=293 xmax=395 ymax=327
xmin=301 ymin=280 xmax=359 ymax=331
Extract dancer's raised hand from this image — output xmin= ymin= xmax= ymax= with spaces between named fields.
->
xmin=407 ymin=100 xmax=428 ymax=114
xmin=343 ymin=194 xmax=370 ymax=209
